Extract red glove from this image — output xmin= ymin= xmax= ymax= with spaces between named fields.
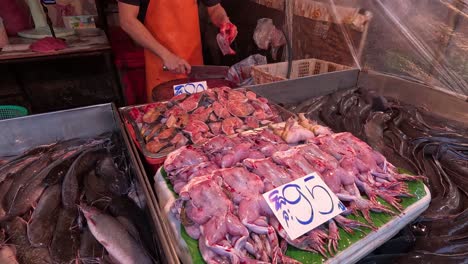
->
xmin=220 ymin=22 xmax=238 ymax=43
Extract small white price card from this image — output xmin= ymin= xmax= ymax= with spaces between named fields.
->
xmin=173 ymin=81 xmax=208 ymax=96
xmin=263 ymin=172 xmax=346 ymax=240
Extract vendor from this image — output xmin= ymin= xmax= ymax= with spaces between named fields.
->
xmin=118 ymin=0 xmax=237 ymax=102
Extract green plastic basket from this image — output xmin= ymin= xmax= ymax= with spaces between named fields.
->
xmin=0 ymin=105 xmax=28 ymax=120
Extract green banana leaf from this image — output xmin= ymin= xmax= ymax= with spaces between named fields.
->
xmin=160 ymin=167 xmax=426 ymax=264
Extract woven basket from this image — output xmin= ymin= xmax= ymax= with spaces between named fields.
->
xmin=251 ymin=58 xmax=351 ymax=84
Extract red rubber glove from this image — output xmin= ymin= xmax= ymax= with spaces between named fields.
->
xmin=220 ymin=22 xmax=238 ymax=43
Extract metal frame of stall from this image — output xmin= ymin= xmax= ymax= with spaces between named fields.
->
xmin=249 ymin=69 xmax=468 ymax=126
xmin=1 ymin=70 xmax=466 ymax=264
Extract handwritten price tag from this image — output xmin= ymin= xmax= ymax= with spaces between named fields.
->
xmin=173 ymin=81 xmax=208 ymax=96
xmin=263 ymin=172 xmax=346 ymax=240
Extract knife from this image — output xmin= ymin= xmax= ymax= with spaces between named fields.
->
xmin=188 ymin=65 xmax=230 ymax=80
xmin=41 ymin=0 xmax=56 ymax=38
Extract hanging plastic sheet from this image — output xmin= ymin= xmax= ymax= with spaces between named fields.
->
xmin=323 ymin=1 xmax=468 ymax=262
xmin=252 ymin=0 xmax=369 ymax=67
xmin=252 ymin=0 xmax=467 ymax=95
xmin=326 ymin=0 xmax=468 ymax=96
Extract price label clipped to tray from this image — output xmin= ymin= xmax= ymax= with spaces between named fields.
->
xmin=263 ymin=172 xmax=347 ymax=240
xmin=173 ymin=81 xmax=207 ymax=96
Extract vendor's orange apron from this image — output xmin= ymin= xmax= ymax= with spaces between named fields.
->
xmin=144 ymin=0 xmax=204 ymax=102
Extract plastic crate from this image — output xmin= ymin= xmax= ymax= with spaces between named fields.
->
xmin=251 ymin=58 xmax=351 ymax=84
xmin=0 ymin=105 xmax=28 ymax=120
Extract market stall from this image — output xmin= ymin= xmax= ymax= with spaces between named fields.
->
xmin=0 ymin=104 xmax=178 ymax=263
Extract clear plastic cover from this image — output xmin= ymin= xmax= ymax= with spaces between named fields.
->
xmin=253 ymin=0 xmax=468 ymax=95
xmin=329 ymin=0 xmax=468 ymax=95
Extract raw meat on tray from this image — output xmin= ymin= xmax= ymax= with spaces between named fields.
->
xmin=162 ymin=116 xmax=427 ymax=263
xmin=127 ymin=87 xmax=283 ymax=156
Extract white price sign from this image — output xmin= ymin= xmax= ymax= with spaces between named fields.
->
xmin=173 ymin=81 xmax=208 ymax=96
xmin=263 ymin=172 xmax=346 ymax=240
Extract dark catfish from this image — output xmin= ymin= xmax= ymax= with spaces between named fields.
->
xmin=0 ymin=142 xmax=56 ymax=168
xmin=0 ymin=177 xmax=14 ymax=219
xmin=0 ymin=156 xmax=40 ymax=184
xmin=79 ymin=226 xmax=104 ymax=259
xmin=5 ymin=149 xmax=82 ymax=219
xmin=116 ymin=216 xmax=140 ymax=240
xmin=83 ymin=170 xmax=112 ymax=211
xmin=364 ymin=111 xmax=391 ymax=152
xmin=108 ymin=196 xmax=155 ymax=255
xmin=0 ymin=139 xmax=85 ymax=185
xmin=49 ymin=209 xmax=80 ymax=263
xmin=62 ymin=148 xmax=108 ymax=210
xmin=95 ymin=155 xmax=130 ymax=195
xmin=4 ymin=217 xmax=52 ymax=264
xmin=42 ymin=149 xmax=85 ymax=186
xmin=27 ymin=184 xmax=61 ymax=247
xmin=2 ymin=155 xmax=52 ymax=220
xmin=51 ymin=138 xmax=112 ymax=161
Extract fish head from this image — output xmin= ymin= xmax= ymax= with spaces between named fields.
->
xmin=78 ymin=204 xmax=101 ymax=223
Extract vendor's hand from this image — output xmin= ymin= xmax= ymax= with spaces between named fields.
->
xmin=162 ymin=53 xmax=191 ymax=75
xmin=220 ymin=22 xmax=238 ymax=43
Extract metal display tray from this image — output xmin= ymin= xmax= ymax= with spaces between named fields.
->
xmin=154 ymin=168 xmax=430 ymax=264
xmin=119 ymin=89 xmax=297 ymax=160
xmin=149 ymin=122 xmax=432 ymax=264
xmin=113 ymin=69 xmax=465 ymax=263
xmin=0 ymin=103 xmax=180 ymax=264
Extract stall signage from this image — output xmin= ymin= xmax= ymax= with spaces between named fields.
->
xmin=263 ymin=172 xmax=346 ymax=240
xmin=173 ymin=81 xmax=208 ymax=96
